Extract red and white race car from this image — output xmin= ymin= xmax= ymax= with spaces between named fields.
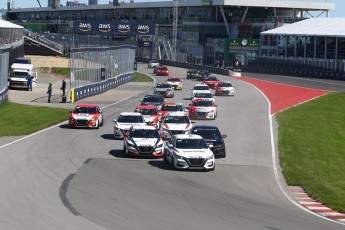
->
xmin=215 ymin=81 xmax=235 ymax=96
xmin=159 ymin=101 xmax=185 ymax=118
xmin=166 ymin=76 xmax=183 ymax=90
xmin=203 ymin=75 xmax=220 ymax=89
xmin=189 ymin=98 xmax=217 ymax=120
xmin=156 ymin=66 xmax=169 ymax=76
xmin=69 ymin=103 xmax=104 ymax=128
xmin=134 ymin=105 xmax=161 ymax=129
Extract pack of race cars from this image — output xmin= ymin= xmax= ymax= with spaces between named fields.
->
xmin=68 ymin=65 xmax=234 ymax=171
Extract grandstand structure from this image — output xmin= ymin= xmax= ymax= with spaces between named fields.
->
xmin=3 ymin=0 xmax=335 ymax=66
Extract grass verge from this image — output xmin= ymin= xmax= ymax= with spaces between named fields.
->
xmin=276 ymin=92 xmax=345 ymax=213
xmin=133 ymin=72 xmax=154 ymax=82
xmin=51 ymin=67 xmax=70 ymax=76
xmin=0 ymin=102 xmax=69 ymax=137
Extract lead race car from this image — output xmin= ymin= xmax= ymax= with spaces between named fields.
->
xmin=163 ymin=134 xmax=215 ymax=171
xmin=68 ymin=103 xmax=103 ymax=129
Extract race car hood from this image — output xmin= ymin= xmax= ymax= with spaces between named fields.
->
xmin=156 ymin=88 xmax=171 ymax=92
xmin=217 ymin=86 xmax=234 ymax=91
xmin=175 ymin=148 xmax=213 ymax=158
xmin=131 ymin=137 xmax=160 ymax=146
xmin=190 ymin=106 xmax=215 ymax=112
xmin=115 ymin=122 xmax=146 ymax=130
xmin=163 ymin=123 xmax=191 ymax=131
xmin=143 ymin=115 xmax=157 ymax=123
xmin=71 ymin=113 xmax=96 ymax=120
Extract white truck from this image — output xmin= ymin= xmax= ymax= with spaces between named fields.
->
xmin=8 ymin=58 xmax=37 ymax=90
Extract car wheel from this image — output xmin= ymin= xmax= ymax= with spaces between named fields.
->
xmin=96 ymin=120 xmax=100 ymax=129
xmin=100 ymin=118 xmax=104 ymax=126
xmin=222 ymin=151 xmax=226 ymax=158
xmin=163 ymin=151 xmax=168 ymax=163
xmin=209 ymin=164 xmax=215 ymax=171
xmin=172 ymin=156 xmax=177 ymax=169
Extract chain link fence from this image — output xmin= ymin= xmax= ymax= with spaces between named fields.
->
xmin=0 ymin=48 xmax=9 ymax=104
xmin=68 ymin=44 xmax=136 ymax=102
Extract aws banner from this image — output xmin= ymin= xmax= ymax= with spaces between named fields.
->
xmin=74 ymin=21 xmax=156 ymax=36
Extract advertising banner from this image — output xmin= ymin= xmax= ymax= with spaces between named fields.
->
xmin=74 ymin=21 xmax=156 ymax=36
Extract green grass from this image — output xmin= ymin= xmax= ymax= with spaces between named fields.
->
xmin=0 ymin=102 xmax=69 ymax=137
xmin=51 ymin=67 xmax=70 ymax=76
xmin=132 ymin=72 xmax=153 ymax=82
xmin=276 ymin=92 xmax=345 ymax=213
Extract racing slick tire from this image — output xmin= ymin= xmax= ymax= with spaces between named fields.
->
xmin=123 ymin=146 xmax=128 ymax=158
xmin=208 ymin=165 xmax=215 ymax=171
xmin=96 ymin=120 xmax=100 ymax=129
xmin=163 ymin=151 xmax=169 ymax=164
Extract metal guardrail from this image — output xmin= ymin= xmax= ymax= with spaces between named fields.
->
xmin=0 ymin=48 xmax=9 ymax=104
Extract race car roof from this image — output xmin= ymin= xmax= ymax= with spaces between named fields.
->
xmin=75 ymin=103 xmax=98 ymax=107
xmin=119 ymin=112 xmax=143 ymax=116
xmin=174 ymin=134 xmax=203 ymax=139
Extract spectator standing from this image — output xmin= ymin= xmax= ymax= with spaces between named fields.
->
xmin=27 ymin=74 xmax=33 ymax=91
xmin=60 ymin=79 xmax=66 ymax=96
xmin=47 ymin=83 xmax=52 ymax=103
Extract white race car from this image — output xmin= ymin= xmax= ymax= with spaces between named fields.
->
xmin=160 ymin=112 xmax=194 ymax=138
xmin=190 ymin=84 xmax=210 ymax=99
xmin=215 ymin=81 xmax=235 ymax=96
xmin=113 ymin=112 xmax=146 ymax=139
xmin=148 ymin=60 xmax=160 ymax=68
xmin=163 ymin=134 xmax=215 ymax=171
xmin=123 ymin=126 xmax=164 ymax=157
xmin=192 ymin=90 xmax=215 ymax=102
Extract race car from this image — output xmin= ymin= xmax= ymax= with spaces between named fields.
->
xmin=160 ymin=112 xmax=194 ymax=139
xmin=159 ymin=101 xmax=185 ymax=117
xmin=189 ymin=125 xmax=227 ymax=158
xmin=188 ymin=98 xmax=217 ymax=120
xmin=134 ymin=105 xmax=161 ymax=129
xmin=215 ymin=81 xmax=235 ymax=96
xmin=156 ymin=66 xmax=169 ymax=76
xmin=190 ymin=84 xmax=210 ymax=99
xmin=154 ymin=82 xmax=174 ymax=98
xmin=163 ymin=134 xmax=215 ymax=171
xmin=68 ymin=103 xmax=103 ymax=129
xmin=203 ymin=75 xmax=220 ymax=89
xmin=166 ymin=76 xmax=183 ymax=90
xmin=148 ymin=60 xmax=160 ymax=68
xmin=123 ymin=125 xmax=165 ymax=158
xmin=186 ymin=68 xmax=199 ymax=79
xmin=140 ymin=94 xmax=165 ymax=110
xmin=192 ymin=90 xmax=215 ymax=102
xmin=113 ymin=112 xmax=146 ymax=139
xmin=196 ymin=70 xmax=209 ymax=81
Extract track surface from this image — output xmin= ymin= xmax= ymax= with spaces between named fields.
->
xmin=0 ymin=64 xmax=344 ymax=230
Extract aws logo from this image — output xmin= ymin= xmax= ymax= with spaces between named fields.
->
xmin=98 ymin=24 xmax=111 ymax=33
xmin=137 ymin=25 xmax=150 ymax=34
xmin=118 ymin=24 xmax=130 ymax=33
xmin=79 ymin=23 xmax=91 ymax=32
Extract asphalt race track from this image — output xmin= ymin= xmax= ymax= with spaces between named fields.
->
xmin=0 ymin=64 xmax=344 ymax=230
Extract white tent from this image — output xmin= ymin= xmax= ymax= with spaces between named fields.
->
xmin=261 ymin=18 xmax=345 ymax=37
xmin=0 ymin=19 xmax=23 ymax=29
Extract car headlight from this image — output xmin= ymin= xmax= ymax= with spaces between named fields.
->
xmin=174 ymin=152 xmax=184 ymax=160
xmin=215 ymin=144 xmax=225 ymax=150
xmin=207 ymin=154 xmax=215 ymax=160
xmin=127 ymin=140 xmax=135 ymax=147
xmin=156 ymin=142 xmax=164 ymax=148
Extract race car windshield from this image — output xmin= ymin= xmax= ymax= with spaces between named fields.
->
xmin=156 ymin=84 xmax=171 ymax=88
xmin=161 ymin=105 xmax=183 ymax=111
xmin=167 ymin=78 xmax=180 ymax=82
xmin=194 ymin=93 xmax=212 ymax=98
xmin=159 ymin=67 xmax=168 ymax=70
xmin=143 ymin=96 xmax=161 ymax=103
xmin=192 ymin=100 xmax=213 ymax=106
xmin=191 ymin=128 xmax=222 ymax=139
xmin=176 ymin=139 xmax=208 ymax=149
xmin=74 ymin=107 xmax=97 ymax=114
xmin=118 ymin=115 xmax=144 ymax=123
xmin=194 ymin=86 xmax=209 ymax=90
xmin=218 ymin=83 xmax=232 ymax=87
xmin=205 ymin=77 xmax=217 ymax=81
xmin=188 ymin=69 xmax=198 ymax=73
xmin=134 ymin=108 xmax=157 ymax=115
xmin=164 ymin=116 xmax=190 ymax=123
xmin=130 ymin=129 xmax=160 ymax=138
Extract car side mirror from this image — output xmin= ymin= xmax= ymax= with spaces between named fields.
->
xmin=191 ymin=121 xmax=195 ymax=123
xmin=99 ymin=110 xmax=102 ymax=113
xmin=208 ymin=144 xmax=214 ymax=148
xmin=140 ymin=100 xmax=143 ymax=102
xmin=222 ymin=134 xmax=227 ymax=138
xmin=215 ymin=104 xmax=218 ymax=107
xmin=113 ymin=119 xmax=117 ymax=122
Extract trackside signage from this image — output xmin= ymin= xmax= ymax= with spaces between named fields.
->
xmin=74 ymin=21 xmax=156 ymax=35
